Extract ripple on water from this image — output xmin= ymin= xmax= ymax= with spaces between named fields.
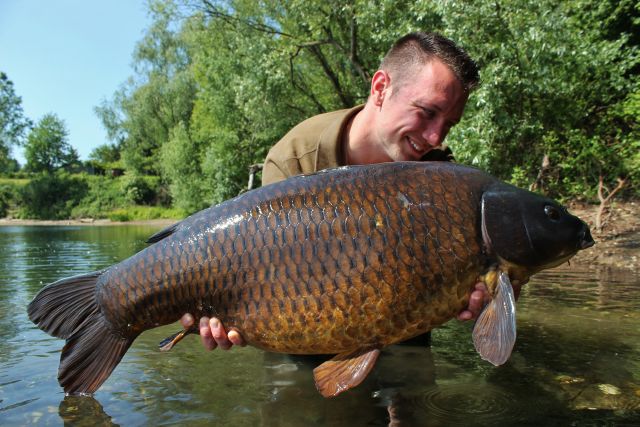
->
xmin=414 ymin=383 xmax=524 ymax=425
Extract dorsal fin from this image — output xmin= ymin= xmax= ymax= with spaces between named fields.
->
xmin=146 ymin=223 xmax=179 ymax=244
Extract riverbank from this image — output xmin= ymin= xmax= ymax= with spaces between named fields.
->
xmin=567 ymin=200 xmax=639 ymax=271
xmin=1 ymin=200 xmax=638 ymax=271
xmin=0 ymin=217 xmax=177 ymax=227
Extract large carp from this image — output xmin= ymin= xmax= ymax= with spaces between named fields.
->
xmin=28 ymin=162 xmax=593 ymax=397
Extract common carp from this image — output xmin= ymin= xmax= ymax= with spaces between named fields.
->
xmin=28 ymin=162 xmax=594 ymax=397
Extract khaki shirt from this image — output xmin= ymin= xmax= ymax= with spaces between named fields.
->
xmin=262 ymin=105 xmax=454 ymax=185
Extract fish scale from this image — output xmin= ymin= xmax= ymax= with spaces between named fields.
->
xmin=28 ymin=162 xmax=594 ymax=395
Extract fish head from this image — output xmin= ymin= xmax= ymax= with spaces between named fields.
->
xmin=481 ymin=183 xmax=594 ymax=273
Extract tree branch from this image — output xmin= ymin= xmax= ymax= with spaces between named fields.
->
xmin=595 ymin=175 xmax=626 ymax=232
xmin=198 ymin=0 xmax=293 ymax=38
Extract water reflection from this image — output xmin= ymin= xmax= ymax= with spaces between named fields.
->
xmin=0 ymin=225 xmax=639 ymax=425
xmin=59 ymin=396 xmax=119 ymax=427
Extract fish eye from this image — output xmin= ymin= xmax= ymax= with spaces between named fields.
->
xmin=544 ymin=205 xmax=561 ymax=221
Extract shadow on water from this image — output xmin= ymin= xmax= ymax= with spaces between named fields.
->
xmin=1 ymin=225 xmax=639 ymax=425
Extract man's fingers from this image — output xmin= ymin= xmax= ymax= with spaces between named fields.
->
xmin=199 ymin=316 xmax=217 ymax=351
xmin=467 ymin=288 xmax=486 ymax=318
xmin=210 ymin=317 xmax=232 ymax=350
xmin=181 ymin=313 xmax=195 ymax=329
xmin=457 ymin=310 xmax=473 ymax=321
xmin=228 ymin=329 xmax=246 ymax=347
xmin=457 ymin=283 xmax=489 ymax=321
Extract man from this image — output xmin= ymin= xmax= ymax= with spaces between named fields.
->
xmin=182 ymin=31 xmax=515 ymax=350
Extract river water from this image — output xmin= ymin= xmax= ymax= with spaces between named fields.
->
xmin=0 ymin=225 xmax=638 ymax=426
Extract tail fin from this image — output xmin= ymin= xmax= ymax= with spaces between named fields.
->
xmin=28 ymin=271 xmax=138 ymax=394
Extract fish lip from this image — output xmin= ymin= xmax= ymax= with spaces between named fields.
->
xmin=580 ymin=239 xmax=595 ymax=249
xmin=578 ymin=226 xmax=595 ymax=249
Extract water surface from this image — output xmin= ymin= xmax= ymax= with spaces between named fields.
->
xmin=0 ymin=225 xmax=638 ymax=425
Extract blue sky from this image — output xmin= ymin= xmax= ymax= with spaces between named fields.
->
xmin=0 ymin=1 xmax=151 ymax=164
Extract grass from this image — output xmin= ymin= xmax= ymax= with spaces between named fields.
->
xmin=107 ymin=205 xmax=187 ymax=222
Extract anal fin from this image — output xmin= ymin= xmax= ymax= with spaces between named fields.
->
xmin=313 ymin=348 xmax=380 ymax=398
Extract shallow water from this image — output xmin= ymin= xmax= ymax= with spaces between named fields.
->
xmin=0 ymin=225 xmax=638 ymax=426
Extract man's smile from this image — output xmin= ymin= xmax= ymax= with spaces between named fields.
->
xmin=406 ymin=136 xmax=429 ymax=157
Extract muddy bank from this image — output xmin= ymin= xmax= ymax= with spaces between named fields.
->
xmin=567 ymin=200 xmax=639 ymax=271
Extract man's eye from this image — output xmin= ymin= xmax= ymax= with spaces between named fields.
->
xmin=421 ymin=109 xmax=435 ymax=119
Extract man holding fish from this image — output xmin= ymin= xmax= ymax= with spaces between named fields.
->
xmin=29 ymin=30 xmax=595 ymax=397
xmin=183 ymin=31 xmax=522 ymax=351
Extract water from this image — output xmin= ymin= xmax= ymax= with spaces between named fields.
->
xmin=0 ymin=225 xmax=638 ymax=426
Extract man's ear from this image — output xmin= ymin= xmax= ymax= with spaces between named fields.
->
xmin=371 ymin=70 xmax=391 ymax=106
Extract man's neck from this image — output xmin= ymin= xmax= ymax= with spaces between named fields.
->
xmin=342 ymin=103 xmax=389 ymax=166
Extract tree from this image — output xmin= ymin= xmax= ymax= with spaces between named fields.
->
xmin=24 ymin=113 xmax=79 ymax=173
xmin=0 ymin=72 xmax=32 ymax=172
xmin=89 ymin=143 xmax=121 ymax=164
xmin=95 ymin=0 xmax=196 ymax=176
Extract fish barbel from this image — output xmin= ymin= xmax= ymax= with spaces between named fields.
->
xmin=28 ymin=162 xmax=594 ymax=397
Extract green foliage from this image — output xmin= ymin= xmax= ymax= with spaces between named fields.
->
xmin=69 ymin=174 xmax=126 ymax=218
xmin=159 ymin=121 xmax=208 ymax=211
xmin=429 ymin=0 xmax=638 ymax=198
xmin=0 ymin=72 xmax=32 ymax=172
xmin=17 ymin=172 xmax=88 ymax=219
xmin=68 ymin=174 xmax=171 ymax=219
xmin=24 ymin=114 xmax=79 ymax=173
xmin=120 ymin=174 xmax=163 ymax=205
xmin=88 ymin=143 xmax=122 ymax=173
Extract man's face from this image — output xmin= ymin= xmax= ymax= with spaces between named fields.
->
xmin=372 ymin=59 xmax=468 ymax=161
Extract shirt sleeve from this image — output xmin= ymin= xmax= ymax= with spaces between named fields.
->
xmin=261 ymin=157 xmax=289 ymax=186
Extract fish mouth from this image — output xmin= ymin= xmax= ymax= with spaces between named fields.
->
xmin=578 ymin=226 xmax=595 ymax=250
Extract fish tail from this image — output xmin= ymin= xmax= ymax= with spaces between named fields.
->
xmin=27 ymin=271 xmax=137 ymax=394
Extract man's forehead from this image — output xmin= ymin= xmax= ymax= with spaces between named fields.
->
xmin=409 ymin=67 xmax=466 ymax=105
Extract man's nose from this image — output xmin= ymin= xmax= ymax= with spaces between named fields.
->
xmin=422 ymin=123 xmax=445 ymax=147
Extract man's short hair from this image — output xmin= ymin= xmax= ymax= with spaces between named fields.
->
xmin=380 ymin=32 xmax=480 ymax=93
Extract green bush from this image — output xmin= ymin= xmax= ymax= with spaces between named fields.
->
xmin=17 ymin=172 xmax=88 ymax=219
xmin=0 ymin=185 xmax=15 ymax=217
xmin=70 ymin=174 xmax=128 ymax=218
xmin=120 ymin=174 xmax=167 ymax=205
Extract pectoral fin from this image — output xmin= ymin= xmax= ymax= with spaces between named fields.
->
xmin=472 ymin=271 xmax=516 ymax=366
xmin=313 ymin=348 xmax=381 ymax=397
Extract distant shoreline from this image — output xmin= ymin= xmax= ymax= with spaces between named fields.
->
xmin=0 ymin=218 xmax=177 ymax=227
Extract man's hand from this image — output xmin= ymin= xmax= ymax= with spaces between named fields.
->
xmin=180 ymin=313 xmax=246 ymax=351
xmin=456 ymin=280 xmax=524 ymax=321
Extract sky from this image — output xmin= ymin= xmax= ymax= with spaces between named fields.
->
xmin=0 ymin=1 xmax=152 ymax=164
